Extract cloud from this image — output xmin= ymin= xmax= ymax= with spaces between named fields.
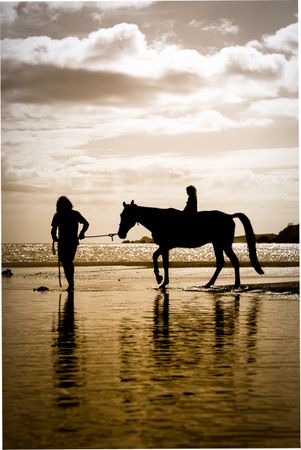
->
xmin=0 ymin=3 xmax=18 ymax=24
xmin=2 ymin=138 xmax=298 ymax=241
xmin=0 ymin=1 xmax=154 ymax=25
xmin=189 ymin=19 xmax=204 ymax=28
xmin=1 ymin=20 xmax=298 ymax=139
xmin=1 ymin=23 xmax=147 ymax=68
xmin=262 ymin=22 xmax=298 ymax=55
xmin=247 ymin=98 xmax=298 ymax=120
xmin=2 ymin=21 xmax=295 ymax=77
xmin=201 ymin=18 xmax=240 ymax=35
xmin=1 ymin=6 xmax=298 ymax=242
xmin=2 ymin=20 xmax=297 ymax=116
xmin=219 ymin=44 xmax=285 ymax=76
xmin=2 ymin=59 xmax=202 ymax=106
xmin=2 ymin=63 xmax=151 ymax=105
xmin=3 ymin=148 xmax=298 ymax=211
xmin=3 ymin=20 xmax=296 ymax=78
xmin=46 ymin=1 xmax=154 ymax=12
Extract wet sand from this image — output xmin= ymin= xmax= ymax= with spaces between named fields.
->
xmin=2 ymin=266 xmax=300 ymax=449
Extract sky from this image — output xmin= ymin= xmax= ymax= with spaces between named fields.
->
xmin=1 ymin=0 xmax=299 ymax=243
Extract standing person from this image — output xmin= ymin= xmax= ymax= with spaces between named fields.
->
xmin=183 ymin=185 xmax=198 ymax=214
xmin=51 ymin=196 xmax=89 ymax=291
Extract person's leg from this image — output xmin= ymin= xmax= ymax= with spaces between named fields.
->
xmin=62 ymin=258 xmax=74 ymax=291
xmin=59 ymin=243 xmax=77 ymax=291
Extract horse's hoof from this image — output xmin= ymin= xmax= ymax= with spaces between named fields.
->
xmin=156 ymin=275 xmax=163 ymax=284
xmin=159 ymin=283 xmax=168 ymax=290
xmin=203 ymin=283 xmax=211 ymax=289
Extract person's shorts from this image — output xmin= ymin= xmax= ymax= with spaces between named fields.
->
xmin=58 ymin=242 xmax=78 ymax=262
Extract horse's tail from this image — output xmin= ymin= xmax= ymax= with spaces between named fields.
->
xmin=232 ymin=213 xmax=264 ymax=275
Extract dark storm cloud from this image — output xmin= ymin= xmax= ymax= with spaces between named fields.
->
xmin=2 ymin=60 xmax=202 ymax=105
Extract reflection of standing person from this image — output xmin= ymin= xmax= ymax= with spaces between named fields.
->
xmin=51 ymin=196 xmax=89 ymax=291
xmin=184 ymin=185 xmax=198 ymax=214
xmin=52 ymin=292 xmax=84 ymax=411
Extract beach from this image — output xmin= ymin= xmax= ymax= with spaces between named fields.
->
xmin=2 ymin=264 xmax=300 ymax=449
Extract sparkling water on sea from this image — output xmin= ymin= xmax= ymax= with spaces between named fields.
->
xmin=2 ymin=242 xmax=299 ymax=266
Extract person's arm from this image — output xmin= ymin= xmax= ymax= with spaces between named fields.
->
xmin=78 ymin=215 xmax=89 ymax=240
xmin=51 ymin=215 xmax=58 ymax=241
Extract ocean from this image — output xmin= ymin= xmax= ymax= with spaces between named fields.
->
xmin=2 ymin=242 xmax=299 ymax=267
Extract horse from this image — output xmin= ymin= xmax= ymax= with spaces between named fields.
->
xmin=118 ymin=201 xmax=264 ymax=289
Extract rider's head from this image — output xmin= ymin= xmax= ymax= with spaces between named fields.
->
xmin=186 ymin=185 xmax=196 ymax=196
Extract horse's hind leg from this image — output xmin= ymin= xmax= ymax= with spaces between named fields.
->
xmin=204 ymin=243 xmax=224 ymax=288
xmin=153 ymin=248 xmax=163 ymax=284
xmin=224 ymin=245 xmax=240 ymax=288
xmin=159 ymin=248 xmax=170 ymax=290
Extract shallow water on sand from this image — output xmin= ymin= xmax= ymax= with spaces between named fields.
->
xmin=2 ymin=268 xmax=300 ymax=449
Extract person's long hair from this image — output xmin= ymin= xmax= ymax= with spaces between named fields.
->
xmin=56 ymin=196 xmax=73 ymax=213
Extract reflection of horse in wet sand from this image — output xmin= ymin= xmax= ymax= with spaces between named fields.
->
xmin=118 ymin=201 xmax=264 ymax=289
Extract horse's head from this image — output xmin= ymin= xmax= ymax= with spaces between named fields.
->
xmin=118 ymin=200 xmax=138 ymax=239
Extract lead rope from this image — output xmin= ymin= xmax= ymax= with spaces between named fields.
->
xmin=52 ymin=241 xmax=62 ymax=287
xmin=84 ymin=233 xmax=118 ymax=241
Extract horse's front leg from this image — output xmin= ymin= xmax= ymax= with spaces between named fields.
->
xmin=153 ymin=247 xmax=163 ymax=284
xmin=159 ymin=248 xmax=169 ymax=290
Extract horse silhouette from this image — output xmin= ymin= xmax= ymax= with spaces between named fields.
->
xmin=118 ymin=201 xmax=264 ymax=289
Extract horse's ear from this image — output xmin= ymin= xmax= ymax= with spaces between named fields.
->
xmin=131 ymin=200 xmax=134 ymax=205
xmin=123 ymin=201 xmax=126 ymax=207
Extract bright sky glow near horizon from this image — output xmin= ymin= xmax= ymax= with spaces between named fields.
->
xmin=1 ymin=0 xmax=299 ymax=243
